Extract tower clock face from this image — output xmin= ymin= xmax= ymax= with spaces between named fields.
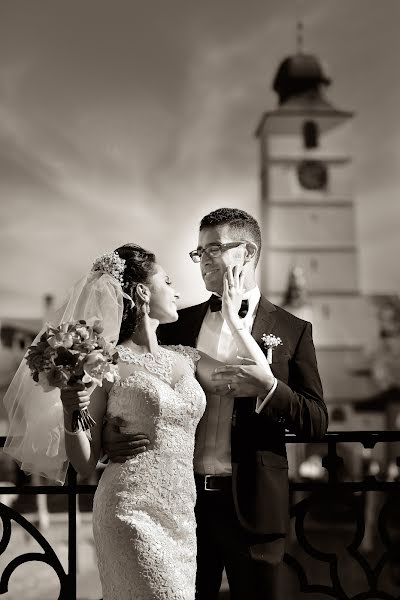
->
xmin=297 ymin=160 xmax=328 ymax=191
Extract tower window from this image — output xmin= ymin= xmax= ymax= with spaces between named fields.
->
xmin=302 ymin=120 xmax=319 ymax=149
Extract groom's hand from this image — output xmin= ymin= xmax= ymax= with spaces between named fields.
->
xmin=211 ymin=360 xmax=275 ymax=398
xmin=102 ymin=417 xmax=150 ymax=463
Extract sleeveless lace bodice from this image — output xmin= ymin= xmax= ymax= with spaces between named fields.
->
xmin=92 ymin=344 xmax=206 ymax=600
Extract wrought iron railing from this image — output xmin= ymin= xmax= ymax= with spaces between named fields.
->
xmin=284 ymin=431 xmax=400 ymax=599
xmin=0 ymin=432 xmax=399 ymax=599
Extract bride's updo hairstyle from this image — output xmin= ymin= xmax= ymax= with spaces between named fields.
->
xmin=115 ymin=243 xmax=156 ymax=343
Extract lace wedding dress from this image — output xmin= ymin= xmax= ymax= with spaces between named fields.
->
xmin=92 ymin=344 xmax=206 ymax=600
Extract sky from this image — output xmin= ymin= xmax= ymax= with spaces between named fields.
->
xmin=1 ymin=0 xmax=399 ymax=318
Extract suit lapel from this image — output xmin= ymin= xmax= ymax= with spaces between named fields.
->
xmin=251 ymin=295 xmax=277 ymax=347
xmin=185 ymin=301 xmax=209 ymax=346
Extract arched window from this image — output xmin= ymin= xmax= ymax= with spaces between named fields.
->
xmin=302 ymin=120 xmax=319 ymax=149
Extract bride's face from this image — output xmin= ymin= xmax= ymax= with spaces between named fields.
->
xmin=147 ymin=264 xmax=180 ymax=323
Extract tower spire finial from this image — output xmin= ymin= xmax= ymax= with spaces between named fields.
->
xmin=295 ymin=0 xmax=304 ymax=53
xmin=296 ymin=19 xmax=304 ymax=54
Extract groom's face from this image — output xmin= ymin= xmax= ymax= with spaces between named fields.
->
xmin=197 ymin=225 xmax=246 ymax=295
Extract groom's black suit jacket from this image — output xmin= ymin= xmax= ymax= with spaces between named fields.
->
xmin=158 ymin=295 xmax=327 ymax=540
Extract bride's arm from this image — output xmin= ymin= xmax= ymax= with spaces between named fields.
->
xmin=196 ymin=266 xmax=274 ymax=393
xmin=61 ymin=384 xmax=108 ymax=478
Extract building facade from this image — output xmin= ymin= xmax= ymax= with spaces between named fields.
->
xmin=255 ymin=50 xmax=385 ymax=441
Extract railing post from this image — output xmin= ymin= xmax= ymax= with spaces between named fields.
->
xmin=322 ymin=439 xmax=343 ymax=483
xmin=67 ymin=465 xmax=77 ymax=600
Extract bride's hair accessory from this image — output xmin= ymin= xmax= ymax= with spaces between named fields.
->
xmin=91 ymin=252 xmax=126 ymax=285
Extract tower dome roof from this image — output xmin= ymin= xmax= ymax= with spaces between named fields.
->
xmin=273 ymin=53 xmax=331 ymax=106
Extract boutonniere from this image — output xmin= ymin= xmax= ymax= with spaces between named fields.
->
xmin=261 ymin=333 xmax=283 ymax=364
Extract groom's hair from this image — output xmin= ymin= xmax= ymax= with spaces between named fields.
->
xmin=200 ymin=208 xmax=262 ymax=265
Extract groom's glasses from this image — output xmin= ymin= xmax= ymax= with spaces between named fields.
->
xmin=189 ymin=241 xmax=247 ymax=263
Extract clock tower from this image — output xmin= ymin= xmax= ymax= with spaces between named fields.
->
xmin=255 ymin=48 xmax=379 ymax=408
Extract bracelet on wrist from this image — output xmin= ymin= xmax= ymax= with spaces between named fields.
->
xmin=64 ymin=426 xmax=83 ymax=436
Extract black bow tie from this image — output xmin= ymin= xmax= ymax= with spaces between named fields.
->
xmin=209 ymin=295 xmax=249 ymax=318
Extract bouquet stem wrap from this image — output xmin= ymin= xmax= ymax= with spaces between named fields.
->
xmin=71 ymin=407 xmax=96 ymax=432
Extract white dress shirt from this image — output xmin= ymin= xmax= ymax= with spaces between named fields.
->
xmin=194 ymin=286 xmax=262 ymax=476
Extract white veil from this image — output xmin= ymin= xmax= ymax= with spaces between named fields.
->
xmin=3 ymin=269 xmax=132 ymax=485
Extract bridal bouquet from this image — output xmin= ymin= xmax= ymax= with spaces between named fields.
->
xmin=25 ymin=319 xmax=119 ymax=431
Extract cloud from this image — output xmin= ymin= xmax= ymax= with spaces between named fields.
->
xmin=0 ymin=0 xmax=399 ymax=317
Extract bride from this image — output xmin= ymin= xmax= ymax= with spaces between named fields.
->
xmin=4 ymin=243 xmax=271 ymax=600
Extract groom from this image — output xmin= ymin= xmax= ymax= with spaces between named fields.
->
xmin=104 ymin=208 xmax=328 ymax=599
